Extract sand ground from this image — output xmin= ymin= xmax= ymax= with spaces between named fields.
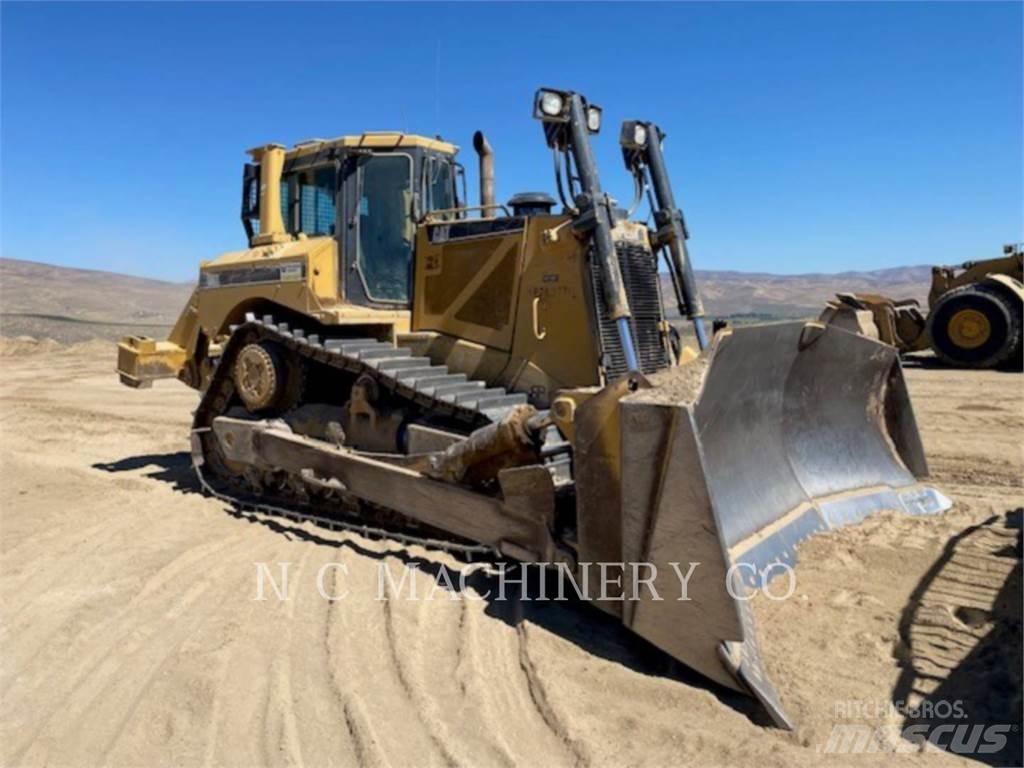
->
xmin=1 ymin=340 xmax=1020 ymax=768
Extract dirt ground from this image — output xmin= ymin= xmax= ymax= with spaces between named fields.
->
xmin=1 ymin=340 xmax=1020 ymax=768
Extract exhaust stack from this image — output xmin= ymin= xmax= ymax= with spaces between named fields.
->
xmin=472 ymin=131 xmax=496 ymax=216
xmin=253 ymin=143 xmax=289 ymax=245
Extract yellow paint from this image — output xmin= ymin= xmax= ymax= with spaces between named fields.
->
xmin=947 ymin=308 xmax=991 ymax=349
xmin=678 ymin=345 xmax=700 ymax=365
xmin=250 ymin=144 xmax=289 ymax=245
xmin=132 ymin=129 xmax=669 ymax=401
xmin=201 ymin=234 xmax=327 ymax=269
xmin=116 ymin=336 xmax=187 ymax=388
xmin=509 ymin=216 xmax=604 ymax=400
xmin=250 ymin=133 xmax=459 ymax=162
xmin=410 ymin=214 xmax=607 ymax=405
xmin=928 ymin=251 xmax=1023 ymax=308
xmin=306 ymin=239 xmax=339 ymax=301
xmin=413 ymin=225 xmax=525 ymax=353
xmin=187 ymin=235 xmax=409 ymax=344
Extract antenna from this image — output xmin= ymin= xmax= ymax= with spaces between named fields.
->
xmin=434 ymin=39 xmax=442 ymax=133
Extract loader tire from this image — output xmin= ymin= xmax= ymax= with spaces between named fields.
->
xmin=927 ymin=284 xmax=1021 ymax=369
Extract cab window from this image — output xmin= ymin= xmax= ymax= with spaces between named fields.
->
xmin=280 ymin=166 xmax=337 ymax=236
xmin=357 ymin=154 xmax=414 ymax=303
xmin=300 ymin=167 xmax=336 ymax=235
xmin=428 ymin=158 xmax=455 ymax=212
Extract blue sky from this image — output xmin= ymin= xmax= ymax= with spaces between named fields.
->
xmin=2 ymin=1 xmax=1021 ymax=282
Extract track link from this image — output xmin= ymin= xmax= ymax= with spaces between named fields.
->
xmin=190 ymin=314 xmax=567 ymax=555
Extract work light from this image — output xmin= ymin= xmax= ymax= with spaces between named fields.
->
xmin=540 ymin=91 xmax=564 ymax=117
xmin=619 ymin=120 xmax=649 ymax=150
xmin=586 ymin=105 xmax=602 ymax=133
xmin=533 ymin=88 xmax=570 ymax=122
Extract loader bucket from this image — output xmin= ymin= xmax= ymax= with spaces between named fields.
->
xmin=574 ymin=320 xmax=950 ymax=729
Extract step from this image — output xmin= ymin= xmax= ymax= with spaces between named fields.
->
xmin=375 ymin=356 xmax=432 ymax=372
xmin=357 ymin=346 xmax=411 ymax=361
xmin=415 ymin=374 xmax=468 ymax=394
xmin=324 ymin=338 xmax=378 ymax=353
xmin=454 ymin=387 xmax=507 ymax=407
xmin=435 ymin=382 xmax=486 ymax=401
xmin=395 ymin=365 xmax=446 ymax=382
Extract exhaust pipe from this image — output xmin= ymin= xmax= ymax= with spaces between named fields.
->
xmin=253 ymin=143 xmax=289 ymax=245
xmin=472 ymin=131 xmax=495 ymax=216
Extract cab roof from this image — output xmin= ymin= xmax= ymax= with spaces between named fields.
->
xmin=248 ymin=132 xmax=459 ymax=161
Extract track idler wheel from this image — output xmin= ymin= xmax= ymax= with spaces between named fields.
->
xmin=232 ymin=341 xmax=303 ymax=413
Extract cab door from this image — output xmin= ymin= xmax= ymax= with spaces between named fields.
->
xmin=340 ymin=152 xmax=416 ymax=308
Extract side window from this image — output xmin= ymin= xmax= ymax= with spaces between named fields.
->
xmin=357 ymin=155 xmax=413 ymax=303
xmin=280 ymin=180 xmax=292 ymax=231
xmin=428 ymin=158 xmax=455 ymax=213
xmin=279 ymin=166 xmax=337 ymax=236
xmin=300 ymin=167 xmax=336 ymax=235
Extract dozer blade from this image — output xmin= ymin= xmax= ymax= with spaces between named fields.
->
xmin=577 ymin=320 xmax=950 ymax=729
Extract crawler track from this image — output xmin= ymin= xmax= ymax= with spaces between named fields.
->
xmin=191 ymin=314 xmax=566 ymax=556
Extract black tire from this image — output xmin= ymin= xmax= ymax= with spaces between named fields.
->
xmin=927 ymin=284 xmax=1022 ymax=369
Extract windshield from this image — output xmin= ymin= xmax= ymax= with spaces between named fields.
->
xmin=357 ymin=154 xmax=414 ymax=303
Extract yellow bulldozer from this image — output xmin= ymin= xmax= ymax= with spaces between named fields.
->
xmin=117 ymin=88 xmax=950 ymax=729
xmin=820 ymin=244 xmax=1023 ymax=369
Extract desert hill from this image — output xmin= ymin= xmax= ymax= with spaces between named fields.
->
xmin=663 ymin=264 xmax=931 ymax=319
xmin=0 ymin=257 xmax=933 ymax=341
xmin=0 ymin=259 xmax=193 ymax=342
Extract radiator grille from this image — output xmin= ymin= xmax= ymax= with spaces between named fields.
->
xmin=589 ymin=241 xmax=670 ymax=380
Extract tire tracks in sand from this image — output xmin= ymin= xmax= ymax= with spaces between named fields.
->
xmin=4 ymin=530 xmax=272 ymax=764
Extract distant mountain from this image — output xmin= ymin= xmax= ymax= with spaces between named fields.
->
xmin=0 ymin=258 xmax=193 ymax=342
xmin=0 ymin=256 xmax=935 ymax=341
xmin=674 ymin=265 xmax=933 ymax=319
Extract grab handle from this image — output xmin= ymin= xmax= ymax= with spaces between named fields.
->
xmin=532 ymin=297 xmax=547 ymax=340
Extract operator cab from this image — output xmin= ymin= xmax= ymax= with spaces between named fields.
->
xmin=241 ymin=133 xmax=460 ymax=309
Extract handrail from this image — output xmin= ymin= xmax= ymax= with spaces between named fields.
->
xmin=422 ymin=203 xmax=511 ymax=224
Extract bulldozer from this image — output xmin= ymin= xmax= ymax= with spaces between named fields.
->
xmin=116 ymin=88 xmax=951 ymax=729
xmin=820 ymin=244 xmax=1023 ymax=369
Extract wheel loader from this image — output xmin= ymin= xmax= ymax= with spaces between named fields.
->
xmin=116 ymin=87 xmax=950 ymax=729
xmin=820 ymin=244 xmax=1024 ymax=369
